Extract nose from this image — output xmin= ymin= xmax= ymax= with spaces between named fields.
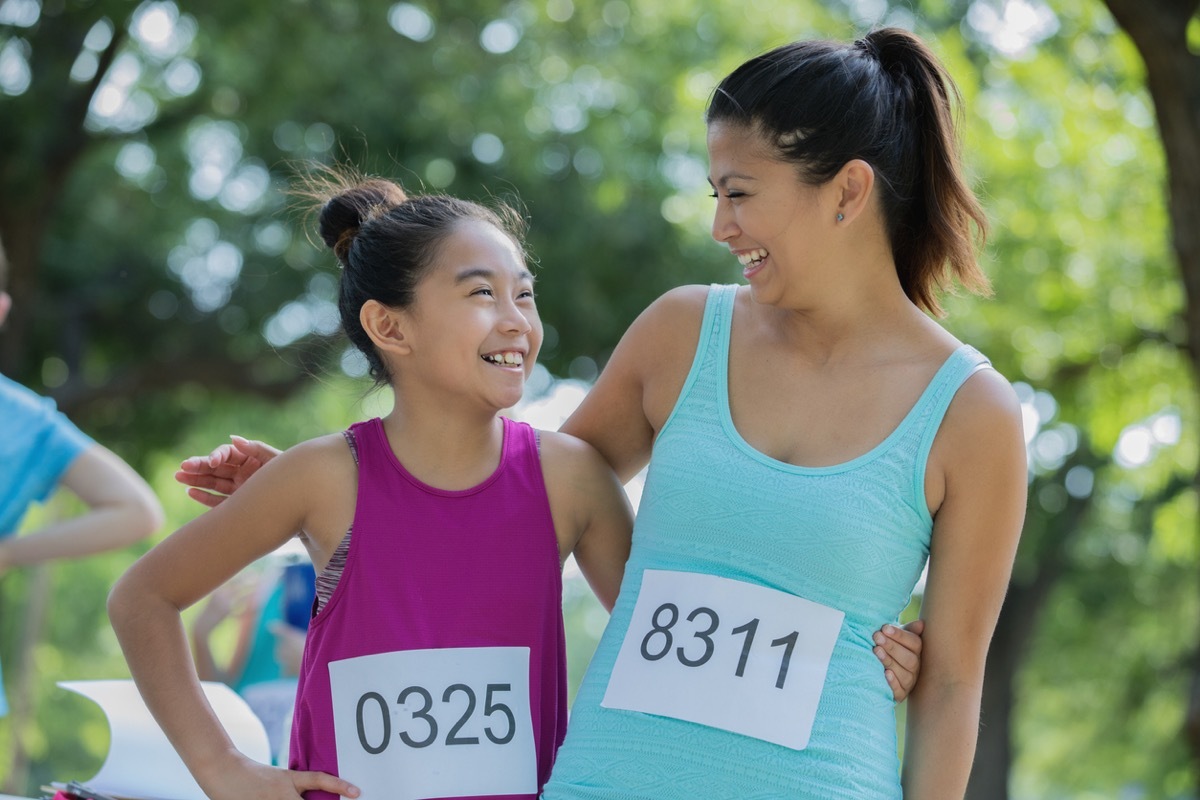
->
xmin=499 ymin=296 xmax=533 ymax=336
xmin=711 ymin=199 xmax=739 ymax=243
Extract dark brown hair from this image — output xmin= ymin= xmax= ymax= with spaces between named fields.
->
xmin=706 ymin=28 xmax=990 ymax=316
xmin=298 ymin=165 xmax=528 ymax=384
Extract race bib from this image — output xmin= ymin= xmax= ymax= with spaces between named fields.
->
xmin=329 ymin=647 xmax=536 ymax=800
xmin=601 ymin=570 xmax=844 ymax=750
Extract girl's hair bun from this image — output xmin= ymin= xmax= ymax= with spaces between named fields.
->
xmin=318 ymin=179 xmax=409 ymax=263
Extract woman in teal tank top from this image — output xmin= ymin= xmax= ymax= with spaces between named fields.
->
xmin=544 ymin=28 xmax=1027 ymax=799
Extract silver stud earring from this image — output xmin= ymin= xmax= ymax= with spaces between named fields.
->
xmin=836 ymin=213 xmax=844 ymax=222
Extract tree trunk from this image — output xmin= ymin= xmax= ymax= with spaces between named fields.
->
xmin=966 ymin=589 xmax=1023 ymax=799
xmin=1100 ymin=0 xmax=1200 ymax=784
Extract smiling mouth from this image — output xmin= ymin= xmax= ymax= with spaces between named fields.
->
xmin=737 ymin=248 xmax=768 ymax=268
xmin=482 ymin=351 xmax=524 ymax=367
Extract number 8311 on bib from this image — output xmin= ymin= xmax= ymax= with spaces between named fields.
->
xmin=601 ymin=569 xmax=845 ymax=750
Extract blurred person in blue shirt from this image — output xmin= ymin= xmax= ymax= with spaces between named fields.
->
xmin=0 ymin=235 xmax=164 ymax=716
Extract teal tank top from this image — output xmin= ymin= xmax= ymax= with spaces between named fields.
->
xmin=543 ymin=284 xmax=991 ymax=799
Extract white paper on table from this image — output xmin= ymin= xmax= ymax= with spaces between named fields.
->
xmin=58 ymin=679 xmax=271 ymax=800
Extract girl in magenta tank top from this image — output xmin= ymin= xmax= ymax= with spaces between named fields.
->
xmin=109 ymin=170 xmax=633 ymax=800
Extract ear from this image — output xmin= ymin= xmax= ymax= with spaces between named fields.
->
xmin=0 ymin=291 xmax=10 ymax=328
xmin=831 ymin=159 xmax=875 ymax=225
xmin=360 ymin=299 xmax=413 ymax=357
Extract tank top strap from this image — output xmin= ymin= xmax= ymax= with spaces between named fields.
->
xmin=907 ymin=344 xmax=993 ymax=520
xmin=658 ymin=284 xmax=738 ymax=435
xmin=346 ymin=418 xmax=390 ymax=477
xmin=500 ymin=415 xmax=541 ymax=474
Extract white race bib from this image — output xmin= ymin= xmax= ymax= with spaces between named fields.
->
xmin=601 ymin=570 xmax=844 ymax=750
xmin=329 ymin=647 xmax=536 ymax=800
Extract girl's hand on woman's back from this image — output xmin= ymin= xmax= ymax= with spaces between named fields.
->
xmin=875 ymin=619 xmax=925 ymax=702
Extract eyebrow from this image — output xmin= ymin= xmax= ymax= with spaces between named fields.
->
xmin=707 ymin=172 xmax=756 ymax=188
xmin=454 ymin=267 xmax=535 ymax=283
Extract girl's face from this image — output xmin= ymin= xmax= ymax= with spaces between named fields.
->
xmin=707 ymin=121 xmax=835 ymax=307
xmin=402 ymin=219 xmax=542 ymax=412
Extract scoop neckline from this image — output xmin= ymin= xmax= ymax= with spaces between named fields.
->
xmin=715 ymin=297 xmax=970 ymax=476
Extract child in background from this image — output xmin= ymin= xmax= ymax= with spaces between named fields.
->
xmin=190 ymin=557 xmax=316 ymax=763
xmin=107 ymin=169 xmax=633 ymax=800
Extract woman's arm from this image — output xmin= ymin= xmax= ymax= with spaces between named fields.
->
xmin=559 ymin=286 xmax=708 ymax=482
xmin=108 ymin=436 xmax=359 ymax=800
xmin=0 ymin=443 xmax=163 ymax=575
xmin=901 ymin=369 xmax=1027 ymax=797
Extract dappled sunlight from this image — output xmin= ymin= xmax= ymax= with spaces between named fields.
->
xmin=966 ymin=0 xmax=1059 ymax=58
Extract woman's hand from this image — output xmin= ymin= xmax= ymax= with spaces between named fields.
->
xmin=874 ymin=619 xmax=925 ymax=702
xmin=175 ymin=436 xmax=280 ymax=508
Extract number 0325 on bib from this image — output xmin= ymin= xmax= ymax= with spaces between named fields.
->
xmin=601 ymin=569 xmax=844 ymax=750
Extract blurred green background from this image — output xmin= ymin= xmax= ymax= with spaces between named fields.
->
xmin=1 ymin=0 xmax=1198 ymax=797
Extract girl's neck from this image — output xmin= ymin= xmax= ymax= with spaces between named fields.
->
xmin=379 ymin=398 xmax=507 ymax=491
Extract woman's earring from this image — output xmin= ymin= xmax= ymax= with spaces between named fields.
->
xmin=836 ymin=213 xmax=845 ymax=222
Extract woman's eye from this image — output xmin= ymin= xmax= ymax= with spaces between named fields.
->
xmin=472 ymin=287 xmax=494 ymax=297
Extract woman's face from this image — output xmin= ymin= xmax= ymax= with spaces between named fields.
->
xmin=707 ymin=121 xmax=836 ymax=306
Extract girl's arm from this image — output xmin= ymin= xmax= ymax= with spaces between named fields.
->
xmin=107 ymin=436 xmax=360 ymax=800
xmin=539 ymin=430 xmax=633 ymax=611
xmin=0 ymin=444 xmax=163 ymax=574
xmin=901 ymin=370 xmax=1027 ymax=797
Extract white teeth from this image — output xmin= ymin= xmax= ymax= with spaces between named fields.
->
xmin=736 ymin=249 xmax=768 ymax=267
xmin=484 ymin=352 xmax=523 ymax=366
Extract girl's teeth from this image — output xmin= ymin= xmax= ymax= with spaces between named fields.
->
xmin=486 ymin=352 xmax=523 ymax=365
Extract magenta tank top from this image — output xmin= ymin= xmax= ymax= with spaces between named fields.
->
xmin=289 ymin=416 xmax=567 ymax=799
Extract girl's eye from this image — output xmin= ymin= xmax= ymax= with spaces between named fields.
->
xmin=472 ymin=287 xmax=494 ymax=297
xmin=519 ymin=289 xmax=535 ymax=299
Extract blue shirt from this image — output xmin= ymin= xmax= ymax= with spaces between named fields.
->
xmin=0 ymin=372 xmax=94 ymax=715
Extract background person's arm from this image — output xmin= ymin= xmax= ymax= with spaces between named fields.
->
xmin=0 ymin=444 xmax=163 ymax=576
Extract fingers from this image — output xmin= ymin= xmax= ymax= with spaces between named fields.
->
xmin=184 ymin=486 xmax=228 ymax=509
xmin=231 ymin=435 xmax=283 ymax=463
xmin=874 ymin=622 xmax=923 ymax=702
xmin=292 ymin=770 xmax=360 ymax=798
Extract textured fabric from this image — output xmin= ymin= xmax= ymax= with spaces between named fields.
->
xmin=542 ymin=284 xmax=991 ymax=799
xmin=290 ymin=416 xmax=566 ymax=800
xmin=0 ymin=372 xmax=94 ymax=717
